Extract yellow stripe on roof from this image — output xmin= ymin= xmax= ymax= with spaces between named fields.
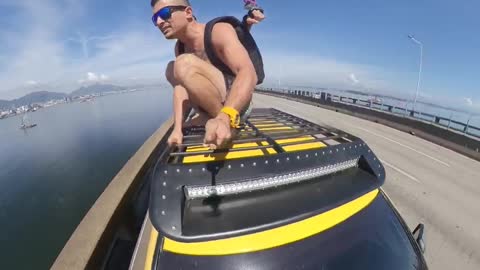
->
xmin=162 ymin=189 xmax=379 ymax=255
xmin=253 ymin=123 xmax=285 ymax=128
xmin=283 ymin=142 xmax=326 ymax=152
xmin=182 ymin=136 xmax=327 ymax=163
xmin=275 ymin=136 xmax=327 ymax=152
xmin=183 ymin=142 xmax=277 ymax=163
xmin=249 ymin=118 xmax=274 ymax=122
xmin=275 ymin=136 xmax=315 ymax=144
xmin=258 ymin=126 xmax=293 ymax=131
xmin=249 ymin=121 xmax=277 ymax=124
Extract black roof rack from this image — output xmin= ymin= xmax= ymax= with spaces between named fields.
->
xmin=164 ymin=108 xmax=357 ymax=163
xmin=149 ymin=108 xmax=385 ymax=242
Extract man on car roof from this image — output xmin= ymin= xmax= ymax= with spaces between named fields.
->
xmin=151 ymin=0 xmax=265 ymax=149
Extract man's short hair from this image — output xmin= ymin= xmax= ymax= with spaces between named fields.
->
xmin=151 ymin=0 xmax=191 ymax=7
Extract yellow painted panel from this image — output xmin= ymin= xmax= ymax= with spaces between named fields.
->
xmin=186 ymin=142 xmax=266 ymax=153
xmin=183 ymin=148 xmax=277 ymax=163
xmin=183 ymin=141 xmax=277 ymax=163
xmin=253 ymin=123 xmax=285 ymax=128
xmin=249 ymin=118 xmax=274 ymax=121
xmin=249 ymin=120 xmax=277 ymax=123
xmin=144 ymin=227 xmax=158 ymax=270
xmin=185 ymin=145 xmax=210 ymax=152
xmin=258 ymin=126 xmax=293 ymax=131
xmin=163 ymin=189 xmax=379 ymax=255
xmin=275 ymin=136 xmax=316 ymax=144
xmin=284 ymin=142 xmax=326 ymax=152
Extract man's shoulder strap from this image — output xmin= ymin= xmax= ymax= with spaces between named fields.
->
xmin=204 ymin=16 xmax=247 ymax=56
xmin=204 ymin=16 xmax=265 ymax=84
xmin=205 ymin=16 xmax=245 ymax=31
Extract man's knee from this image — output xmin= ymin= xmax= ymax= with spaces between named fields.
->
xmin=173 ymin=54 xmax=199 ymax=83
xmin=165 ymin=61 xmax=176 ymax=85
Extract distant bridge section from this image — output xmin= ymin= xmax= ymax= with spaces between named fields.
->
xmin=256 ymin=88 xmax=480 ymax=161
xmin=253 ymin=93 xmax=480 ymax=270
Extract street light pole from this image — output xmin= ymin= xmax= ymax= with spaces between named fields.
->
xmin=408 ymin=35 xmax=423 ymax=115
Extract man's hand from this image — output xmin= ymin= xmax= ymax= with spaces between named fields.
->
xmin=245 ymin=9 xmax=265 ymax=25
xmin=203 ymin=113 xmax=232 ymax=149
xmin=167 ymin=128 xmax=183 ymax=147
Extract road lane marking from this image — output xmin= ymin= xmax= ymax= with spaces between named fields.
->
xmin=379 ymin=158 xmax=421 ymax=183
xmin=272 ymin=97 xmax=450 ymax=168
xmin=275 ymin=100 xmax=301 ymax=111
xmin=351 ymin=125 xmax=451 ymax=167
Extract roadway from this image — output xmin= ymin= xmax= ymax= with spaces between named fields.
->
xmin=253 ymin=93 xmax=480 ymax=270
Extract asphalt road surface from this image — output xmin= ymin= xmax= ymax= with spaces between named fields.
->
xmin=253 ymin=93 xmax=480 ymax=270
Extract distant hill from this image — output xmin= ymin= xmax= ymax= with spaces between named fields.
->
xmin=70 ymin=84 xmax=126 ymax=97
xmin=0 ymin=91 xmax=67 ymax=110
xmin=14 ymin=91 xmax=68 ymax=106
xmin=0 ymin=84 xmax=127 ymax=110
xmin=0 ymin=100 xmax=10 ymax=109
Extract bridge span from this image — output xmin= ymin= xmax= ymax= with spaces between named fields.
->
xmin=254 ymin=93 xmax=480 ymax=270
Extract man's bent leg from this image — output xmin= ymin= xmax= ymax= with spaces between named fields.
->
xmin=166 ymin=61 xmax=191 ymax=146
xmin=185 ymin=111 xmax=210 ymax=127
xmin=173 ymin=54 xmax=227 ymax=118
xmin=166 ymin=61 xmax=190 ymax=130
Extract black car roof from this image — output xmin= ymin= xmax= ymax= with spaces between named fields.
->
xmin=149 ymin=108 xmax=385 ymax=242
xmin=153 ymin=191 xmax=427 ymax=270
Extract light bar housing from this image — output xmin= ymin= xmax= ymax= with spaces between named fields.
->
xmin=185 ymin=158 xmax=359 ymax=200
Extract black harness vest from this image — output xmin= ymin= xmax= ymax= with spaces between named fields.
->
xmin=177 ymin=16 xmax=264 ymax=85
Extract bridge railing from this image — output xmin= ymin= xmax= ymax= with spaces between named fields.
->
xmin=261 ymin=88 xmax=480 ymax=139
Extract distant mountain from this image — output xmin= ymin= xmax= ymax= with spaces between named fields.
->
xmin=15 ymin=91 xmax=67 ymax=106
xmin=0 ymin=84 xmax=128 ymax=110
xmin=0 ymin=91 xmax=67 ymax=110
xmin=70 ymin=84 xmax=126 ymax=97
xmin=0 ymin=100 xmax=10 ymax=109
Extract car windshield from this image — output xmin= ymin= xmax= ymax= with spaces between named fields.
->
xmin=156 ymin=191 xmax=426 ymax=270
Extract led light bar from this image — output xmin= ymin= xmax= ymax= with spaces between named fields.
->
xmin=184 ymin=158 xmax=360 ymax=200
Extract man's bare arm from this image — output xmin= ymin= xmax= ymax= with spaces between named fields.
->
xmin=244 ymin=10 xmax=265 ymax=31
xmin=211 ymin=23 xmax=258 ymax=114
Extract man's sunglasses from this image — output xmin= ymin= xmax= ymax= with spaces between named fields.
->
xmin=152 ymin=5 xmax=187 ymax=25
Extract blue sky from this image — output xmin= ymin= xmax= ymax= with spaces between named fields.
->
xmin=0 ymin=0 xmax=478 ymax=111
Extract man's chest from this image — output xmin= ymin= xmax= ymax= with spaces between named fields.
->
xmin=182 ymin=41 xmax=222 ymax=64
xmin=184 ymin=47 xmax=210 ymax=62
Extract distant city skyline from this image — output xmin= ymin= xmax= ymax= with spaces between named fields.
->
xmin=0 ymin=0 xmax=479 ymax=112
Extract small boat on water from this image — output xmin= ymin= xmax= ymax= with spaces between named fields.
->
xmin=19 ymin=113 xmax=37 ymax=130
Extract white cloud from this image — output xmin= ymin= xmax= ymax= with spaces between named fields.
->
xmin=0 ymin=0 xmax=173 ymax=99
xmin=87 ymin=72 xmax=99 ymax=81
xmin=349 ymin=73 xmax=359 ymax=85
xmin=25 ymin=80 xmax=38 ymax=86
xmin=260 ymin=50 xmax=393 ymax=93
xmin=465 ymin=97 xmax=473 ymax=106
xmin=77 ymin=72 xmax=109 ymax=83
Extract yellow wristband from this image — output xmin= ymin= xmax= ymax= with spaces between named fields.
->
xmin=221 ymin=107 xmax=240 ymax=128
